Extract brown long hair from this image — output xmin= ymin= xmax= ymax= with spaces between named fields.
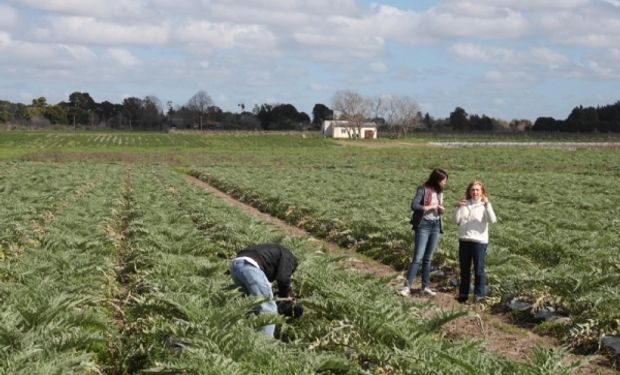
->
xmin=424 ymin=168 xmax=448 ymax=192
xmin=464 ymin=180 xmax=488 ymax=200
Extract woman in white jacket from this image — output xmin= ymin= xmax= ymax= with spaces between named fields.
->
xmin=452 ymin=180 xmax=496 ymax=303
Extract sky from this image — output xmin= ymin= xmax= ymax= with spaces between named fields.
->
xmin=0 ymin=0 xmax=619 ymax=121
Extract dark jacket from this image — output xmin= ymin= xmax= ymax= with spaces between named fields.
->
xmin=237 ymin=243 xmax=298 ymax=298
xmin=409 ymin=186 xmax=444 ymax=233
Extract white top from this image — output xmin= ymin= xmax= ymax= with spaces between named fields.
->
xmin=423 ymin=191 xmax=441 ymax=221
xmin=452 ymin=200 xmax=497 ymax=244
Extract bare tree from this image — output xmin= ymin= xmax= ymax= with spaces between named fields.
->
xmin=331 ymin=90 xmax=371 ymax=138
xmin=369 ymin=95 xmax=387 ymax=123
xmin=186 ymin=90 xmax=213 ymax=131
xmin=384 ymin=95 xmax=420 ymax=137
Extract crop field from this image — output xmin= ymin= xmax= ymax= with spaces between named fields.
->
xmin=188 ymin=139 xmax=620 ymax=349
xmin=0 ymin=131 xmax=618 ymax=373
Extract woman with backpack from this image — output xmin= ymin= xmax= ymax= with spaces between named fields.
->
xmin=399 ymin=168 xmax=448 ymax=297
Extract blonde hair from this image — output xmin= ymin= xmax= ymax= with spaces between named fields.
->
xmin=464 ymin=180 xmax=488 ymax=200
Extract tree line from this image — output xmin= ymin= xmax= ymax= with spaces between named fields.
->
xmin=531 ymin=102 xmax=620 ymax=132
xmin=1 ymin=90 xmax=618 ymax=133
xmin=0 ymin=91 xmax=317 ymax=132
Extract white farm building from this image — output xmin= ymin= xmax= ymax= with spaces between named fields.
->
xmin=321 ymin=120 xmax=378 ymax=139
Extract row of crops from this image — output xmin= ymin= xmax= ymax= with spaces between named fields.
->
xmin=0 ymin=161 xmax=582 ymax=374
xmin=0 ymin=132 xmax=324 ymax=152
xmin=188 ymin=142 xmax=620 ymax=351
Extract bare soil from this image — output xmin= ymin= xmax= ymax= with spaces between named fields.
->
xmin=334 ymin=140 xmax=421 ymax=149
xmin=185 ymin=175 xmax=618 ymax=374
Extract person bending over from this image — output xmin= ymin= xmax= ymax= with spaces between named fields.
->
xmin=229 ymin=243 xmax=298 ymax=337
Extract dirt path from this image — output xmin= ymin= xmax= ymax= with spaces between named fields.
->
xmin=185 ymin=175 xmax=397 ymax=277
xmin=185 ymin=175 xmax=616 ymax=374
xmin=333 ymin=140 xmax=422 ymax=149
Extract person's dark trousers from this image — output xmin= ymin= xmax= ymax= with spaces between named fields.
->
xmin=458 ymin=240 xmax=488 ymax=300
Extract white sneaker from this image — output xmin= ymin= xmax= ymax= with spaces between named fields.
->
xmin=398 ymin=287 xmax=411 ymax=297
xmin=421 ymin=287 xmax=437 ymax=296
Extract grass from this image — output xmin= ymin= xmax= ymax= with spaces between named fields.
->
xmin=1 ymin=130 xmax=616 ymax=372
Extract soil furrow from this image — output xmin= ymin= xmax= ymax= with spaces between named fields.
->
xmin=184 ymin=174 xmax=617 ymax=374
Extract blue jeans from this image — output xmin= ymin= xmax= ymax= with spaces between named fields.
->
xmin=230 ymin=259 xmax=277 ymax=337
xmin=405 ymin=219 xmax=441 ymax=289
xmin=458 ymin=241 xmax=488 ymax=299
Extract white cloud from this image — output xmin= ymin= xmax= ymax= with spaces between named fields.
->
xmin=288 ymin=5 xmax=418 ymax=60
xmin=11 ymin=0 xmax=159 ymax=19
xmin=609 ymin=48 xmax=620 ymax=60
xmin=175 ymin=21 xmax=277 ymax=50
xmin=59 ymin=44 xmax=98 ymax=61
xmin=536 ymin=7 xmax=620 ymax=48
xmin=426 ymin=6 xmax=529 ymax=39
xmin=207 ymin=3 xmax=333 ymax=29
xmin=369 ymin=61 xmax=387 ymax=73
xmin=528 ymin=48 xmax=571 ymax=68
xmin=439 ymin=0 xmax=590 ymax=11
xmin=293 ymin=29 xmax=384 ymax=60
xmin=208 ymin=0 xmax=361 ymax=22
xmin=0 ymin=31 xmax=96 ymax=67
xmin=0 ymin=31 xmax=11 ymax=47
xmin=29 ymin=16 xmax=169 ymax=45
xmin=582 ymin=48 xmax=620 ymax=79
xmin=589 ymin=60 xmax=620 ymax=79
xmin=0 ymin=5 xmax=18 ymax=29
xmin=450 ymin=43 xmax=569 ymax=69
xmin=364 ymin=5 xmax=431 ymax=44
xmin=429 ymin=0 xmax=620 ymax=50
xmin=309 ymin=83 xmax=335 ymax=92
xmin=437 ymin=2 xmax=514 ymax=17
xmin=104 ymin=48 xmax=140 ymax=67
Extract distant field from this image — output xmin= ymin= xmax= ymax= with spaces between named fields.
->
xmin=0 ymin=130 xmax=618 ymax=372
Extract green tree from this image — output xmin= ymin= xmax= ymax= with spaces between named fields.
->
xmin=253 ymin=103 xmax=309 ymax=130
xmin=43 ymin=105 xmax=68 ymax=124
xmin=27 ymin=97 xmax=49 ymax=121
xmin=15 ymin=104 xmax=30 ymax=123
xmin=449 ymin=107 xmax=469 ymax=131
xmin=312 ymin=104 xmax=334 ymax=129
xmin=566 ymin=105 xmax=598 ymax=132
xmin=96 ymin=101 xmax=119 ymax=127
xmin=469 ymin=114 xmax=493 ymax=131
xmin=141 ymin=96 xmax=163 ymax=130
xmin=532 ymin=117 xmax=559 ymax=131
xmin=423 ymin=112 xmax=433 ymax=131
xmin=66 ymin=92 xmax=96 ymax=128
xmin=31 ymin=97 xmax=48 ymax=109
xmin=122 ymin=97 xmax=143 ymax=130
